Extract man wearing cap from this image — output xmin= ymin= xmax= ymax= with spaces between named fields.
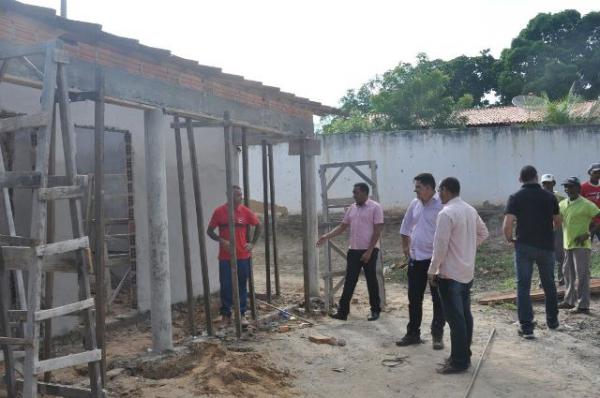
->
xmin=503 ymin=165 xmax=560 ymax=339
xmin=541 ymin=174 xmax=566 ymax=285
xmin=581 ymin=162 xmax=600 ymax=242
xmin=558 ymin=176 xmax=600 ymax=314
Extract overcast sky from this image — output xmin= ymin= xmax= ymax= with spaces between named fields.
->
xmin=21 ymin=1 xmax=598 ymax=107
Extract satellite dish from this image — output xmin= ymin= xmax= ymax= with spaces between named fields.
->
xmin=512 ymin=95 xmax=547 ymax=111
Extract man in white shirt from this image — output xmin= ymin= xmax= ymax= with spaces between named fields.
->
xmin=428 ymin=177 xmax=489 ymax=374
xmin=397 ymin=173 xmax=446 ymax=350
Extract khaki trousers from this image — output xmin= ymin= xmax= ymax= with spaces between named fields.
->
xmin=563 ymin=248 xmax=591 ymax=309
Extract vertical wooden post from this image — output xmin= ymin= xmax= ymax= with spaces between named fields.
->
xmin=186 ymin=118 xmax=213 ymax=336
xmin=299 ymin=136 xmax=312 ymax=313
xmin=369 ymin=161 xmax=385 ymax=306
xmin=267 ymin=144 xmax=280 ymax=297
xmin=319 ymin=166 xmax=333 ymax=310
xmin=43 ymin=101 xmax=56 ymax=383
xmin=93 ymin=69 xmax=107 ymax=385
xmin=224 ymin=112 xmax=242 ymax=338
xmin=261 ymin=140 xmax=271 ymax=302
xmin=173 ymin=115 xmax=196 ymax=336
xmin=241 ymin=129 xmax=257 ymax=320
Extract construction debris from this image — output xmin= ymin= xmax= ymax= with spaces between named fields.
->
xmin=478 ymin=279 xmax=600 ymax=305
xmin=308 ymin=334 xmax=346 ymax=346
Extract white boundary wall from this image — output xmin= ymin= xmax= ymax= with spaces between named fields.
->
xmin=247 ymin=126 xmax=600 ymax=213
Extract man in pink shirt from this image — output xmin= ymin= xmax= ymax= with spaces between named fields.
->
xmin=317 ymin=183 xmax=384 ymax=321
xmin=428 ymin=177 xmax=489 ymax=374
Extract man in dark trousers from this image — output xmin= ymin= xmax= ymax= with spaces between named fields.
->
xmin=316 ymin=182 xmax=384 ymax=321
xmin=207 ymin=186 xmax=261 ymax=327
xmin=503 ymin=165 xmax=560 ymax=339
xmin=397 ymin=173 xmax=446 ymax=350
xmin=428 ymin=177 xmax=489 ymax=374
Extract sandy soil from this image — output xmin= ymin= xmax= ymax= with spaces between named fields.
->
xmin=12 ymin=209 xmax=600 ymax=397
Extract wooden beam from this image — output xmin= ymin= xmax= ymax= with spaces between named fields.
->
xmin=0 ymin=171 xmax=42 ymax=188
xmin=185 ymin=117 xmax=213 ymax=336
xmin=241 ymin=128 xmax=257 ymax=320
xmin=0 ymin=112 xmax=51 ymax=135
xmin=0 ymin=42 xmax=48 ymax=59
xmin=35 ymin=298 xmax=95 ymax=322
xmin=34 ymin=349 xmax=102 ymax=374
xmin=261 ymin=140 xmax=272 ymax=302
xmin=173 ymin=115 xmax=196 ymax=336
xmin=478 ymin=279 xmax=600 ymax=305
xmin=36 ymin=236 xmax=89 ymax=257
xmin=224 ymin=111 xmax=243 ymax=338
xmin=39 ymin=184 xmax=86 ymax=201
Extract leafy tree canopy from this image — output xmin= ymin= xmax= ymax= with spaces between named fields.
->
xmin=322 ymin=9 xmax=600 ymax=134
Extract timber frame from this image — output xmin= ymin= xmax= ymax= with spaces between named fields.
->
xmin=0 ymin=0 xmax=333 ymax=365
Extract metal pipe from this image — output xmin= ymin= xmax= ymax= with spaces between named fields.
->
xmin=173 ymin=115 xmax=196 ymax=336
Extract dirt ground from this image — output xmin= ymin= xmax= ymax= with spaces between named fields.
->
xmin=15 ymin=209 xmax=600 ymax=397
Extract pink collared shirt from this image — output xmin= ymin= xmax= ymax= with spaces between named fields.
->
xmin=429 ymin=197 xmax=489 ymax=283
xmin=341 ymin=199 xmax=384 ymax=250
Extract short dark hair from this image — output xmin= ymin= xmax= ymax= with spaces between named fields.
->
xmin=520 ymin=165 xmax=538 ymax=183
xmin=353 ymin=182 xmax=369 ymax=195
xmin=440 ymin=177 xmax=460 ymax=195
xmin=414 ymin=173 xmax=436 ymax=189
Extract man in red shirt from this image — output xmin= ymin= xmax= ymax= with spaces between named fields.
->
xmin=207 ymin=186 xmax=261 ymax=326
xmin=581 ymin=162 xmax=600 ymax=241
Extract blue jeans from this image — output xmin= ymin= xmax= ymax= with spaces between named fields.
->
xmin=437 ymin=278 xmax=473 ymax=369
xmin=219 ymin=258 xmax=250 ymax=317
xmin=514 ymin=243 xmax=559 ymax=333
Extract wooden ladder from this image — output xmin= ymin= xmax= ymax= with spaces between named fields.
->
xmin=0 ymin=41 xmax=104 ymax=397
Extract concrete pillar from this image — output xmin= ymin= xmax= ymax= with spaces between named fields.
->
xmin=305 ymin=153 xmax=320 ymax=297
xmin=144 ymin=109 xmax=173 ymax=352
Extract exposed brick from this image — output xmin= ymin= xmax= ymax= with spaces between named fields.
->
xmin=141 ymin=61 xmax=168 ymax=80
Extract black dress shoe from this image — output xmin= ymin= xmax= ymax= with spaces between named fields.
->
xmin=432 ymin=336 xmax=444 ymax=350
xmin=329 ymin=312 xmax=348 ymax=321
xmin=396 ymin=334 xmax=423 ymax=346
xmin=367 ymin=311 xmax=380 ymax=321
xmin=436 ymin=363 xmax=468 ymax=375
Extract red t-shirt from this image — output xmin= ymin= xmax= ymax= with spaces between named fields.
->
xmin=581 ymin=181 xmax=600 ymax=224
xmin=208 ymin=204 xmax=260 ymax=261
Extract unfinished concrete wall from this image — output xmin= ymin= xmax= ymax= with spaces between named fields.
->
xmin=0 ymin=82 xmax=227 ymax=334
xmin=247 ymin=126 xmax=600 ymax=213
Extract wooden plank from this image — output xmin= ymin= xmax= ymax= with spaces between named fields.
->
xmin=478 ymin=279 xmax=600 ymax=305
xmin=0 ymin=337 xmax=32 ymax=347
xmin=348 ymin=164 xmax=375 ymax=187
xmin=321 ymin=160 xmax=372 ymax=169
xmin=325 ymin=165 xmax=346 ymax=191
xmin=186 ymin=117 xmax=213 ymax=336
xmin=0 ymin=112 xmax=50 ymax=135
xmin=262 ymin=140 xmax=272 ymax=302
xmin=332 ymin=276 xmax=345 ymax=294
xmin=327 ymin=197 xmax=355 ymax=209
xmin=34 ymin=349 xmax=102 ymax=374
xmin=329 ymin=241 xmax=348 ymax=258
xmin=173 ymin=115 xmax=196 ymax=336
xmin=0 ymin=171 xmax=42 ymax=188
xmin=48 ymin=174 xmax=88 ymax=188
xmin=2 ymin=248 xmax=78 ymax=272
xmin=268 ymin=143 xmax=280 ymax=297
xmin=0 ymin=42 xmax=48 ymax=59
xmin=241 ymin=128 xmax=258 ymax=321
xmin=39 ymin=184 xmax=85 ymax=201
xmin=15 ymin=380 xmax=101 ymax=398
xmin=35 ymin=298 xmax=95 ymax=321
xmin=36 ymin=236 xmax=89 ymax=256
xmin=0 ymin=234 xmax=38 ymax=247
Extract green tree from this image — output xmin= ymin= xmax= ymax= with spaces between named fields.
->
xmin=443 ymin=50 xmax=499 ymax=106
xmin=498 ymin=10 xmax=600 ymax=103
